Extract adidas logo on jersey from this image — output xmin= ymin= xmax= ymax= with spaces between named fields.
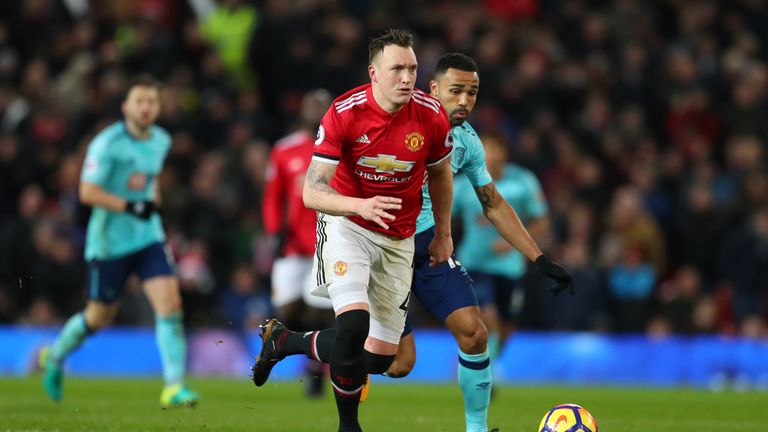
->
xmin=356 ymin=134 xmax=371 ymax=144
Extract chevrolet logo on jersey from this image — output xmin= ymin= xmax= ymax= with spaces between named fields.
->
xmin=357 ymin=154 xmax=415 ymax=174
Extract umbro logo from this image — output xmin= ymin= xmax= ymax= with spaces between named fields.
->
xmin=356 ymin=134 xmax=371 ymax=144
xmin=476 ymin=382 xmax=491 ymax=390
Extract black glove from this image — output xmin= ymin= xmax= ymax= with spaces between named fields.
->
xmin=124 ymin=200 xmax=156 ymax=220
xmin=535 ymin=255 xmax=573 ymax=295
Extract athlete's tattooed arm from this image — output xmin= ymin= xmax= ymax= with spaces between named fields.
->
xmin=473 ymin=182 xmax=542 ymax=262
xmin=303 ymin=160 xmax=402 ymax=229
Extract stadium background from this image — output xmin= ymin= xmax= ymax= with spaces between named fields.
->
xmin=0 ymin=0 xmax=767 ymax=389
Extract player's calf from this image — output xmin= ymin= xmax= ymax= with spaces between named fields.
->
xmin=454 ymin=323 xmax=488 ymax=355
xmin=446 ymin=307 xmax=489 ymax=355
xmin=384 ymin=357 xmax=414 ymax=378
xmin=363 ymin=351 xmax=395 ymax=375
xmin=358 ymin=352 xmax=396 ymax=404
xmin=384 ymin=332 xmax=416 ymax=378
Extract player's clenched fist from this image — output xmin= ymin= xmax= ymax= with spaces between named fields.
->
xmin=356 ymin=196 xmax=402 ymax=230
xmin=428 ymin=232 xmax=453 ymax=267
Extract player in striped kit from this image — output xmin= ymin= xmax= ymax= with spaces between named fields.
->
xmin=251 ymin=29 xmax=455 ymax=432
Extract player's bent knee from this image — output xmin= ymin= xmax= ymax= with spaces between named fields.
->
xmin=364 ymin=351 xmax=396 ymax=375
xmin=335 ymin=309 xmax=370 ymax=348
xmin=474 ymin=323 xmax=489 ymax=345
xmin=84 ymin=305 xmax=117 ymax=330
xmin=457 ymin=321 xmax=489 ymax=354
xmin=84 ymin=314 xmax=111 ymax=331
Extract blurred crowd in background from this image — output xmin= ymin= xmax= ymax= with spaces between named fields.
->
xmin=0 ymin=0 xmax=767 ymax=338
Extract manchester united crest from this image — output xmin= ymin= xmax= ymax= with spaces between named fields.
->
xmin=405 ymin=132 xmax=425 ymax=152
xmin=333 ymin=260 xmax=348 ymax=276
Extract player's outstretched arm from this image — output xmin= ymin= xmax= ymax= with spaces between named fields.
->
xmin=474 ymin=183 xmax=573 ymax=294
xmin=475 ymin=183 xmax=541 ymax=262
xmin=303 ymin=159 xmax=402 ymax=229
xmin=426 ymin=157 xmax=454 ymax=266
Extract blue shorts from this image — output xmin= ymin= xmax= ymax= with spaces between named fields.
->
xmin=470 ymin=271 xmax=523 ymax=322
xmin=403 ymin=227 xmax=478 ymax=335
xmin=86 ymin=242 xmax=175 ymax=303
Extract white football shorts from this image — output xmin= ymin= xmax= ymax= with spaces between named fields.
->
xmin=311 ymin=213 xmax=414 ymax=345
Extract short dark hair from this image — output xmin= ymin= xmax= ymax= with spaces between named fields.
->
xmin=125 ymin=74 xmax=162 ymax=99
xmin=368 ymin=29 xmax=414 ymax=64
xmin=435 ymin=53 xmax=479 ymax=76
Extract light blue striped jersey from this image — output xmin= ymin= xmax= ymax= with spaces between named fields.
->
xmin=81 ymin=121 xmax=171 ymax=260
xmin=415 ymin=122 xmax=492 ymax=234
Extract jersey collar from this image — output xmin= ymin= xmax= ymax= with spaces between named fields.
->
xmin=366 ymin=85 xmax=406 ymax=118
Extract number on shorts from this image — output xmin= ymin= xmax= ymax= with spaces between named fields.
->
xmin=399 ymin=291 xmax=411 ymax=316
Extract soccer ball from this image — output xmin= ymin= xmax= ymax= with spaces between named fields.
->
xmin=538 ymin=403 xmax=598 ymax=432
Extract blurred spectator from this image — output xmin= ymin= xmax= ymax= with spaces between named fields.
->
xmin=723 ymin=65 xmax=768 ymax=140
xmin=650 ymin=266 xmax=716 ymax=336
xmin=665 ymin=87 xmax=720 ymax=161
xmin=217 ymin=262 xmax=271 ymax=336
xmin=197 ymin=0 xmax=258 ymax=89
xmin=600 ymin=186 xmax=667 ymax=275
xmin=176 ymin=240 xmax=215 ymax=325
xmin=719 ymin=208 xmax=768 ymax=326
xmin=0 ymin=134 xmax=28 ymax=216
xmin=606 ymin=244 xmax=656 ymax=332
xmin=0 ymin=185 xmax=45 ymax=313
xmin=672 ymin=181 xmax=730 ymax=283
xmin=18 ymin=297 xmax=58 ymax=326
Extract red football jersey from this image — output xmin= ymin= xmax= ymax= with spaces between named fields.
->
xmin=312 ymin=84 xmax=452 ymax=239
xmin=262 ymin=130 xmax=317 ymax=256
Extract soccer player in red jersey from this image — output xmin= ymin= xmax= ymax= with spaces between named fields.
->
xmin=252 ymin=29 xmax=454 ymax=432
xmin=262 ymin=89 xmax=335 ymax=397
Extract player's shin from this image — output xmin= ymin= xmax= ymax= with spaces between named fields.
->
xmin=49 ymin=312 xmax=92 ymax=366
xmin=155 ymin=312 xmax=187 ymax=385
xmin=458 ymin=349 xmax=492 ymax=432
xmin=330 ymin=309 xmax=370 ymax=432
xmin=282 ymin=328 xmax=335 ymax=362
xmin=42 ymin=311 xmax=94 ymax=401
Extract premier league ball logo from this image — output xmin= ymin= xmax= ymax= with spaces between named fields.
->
xmin=315 ymin=125 xmax=325 ymax=146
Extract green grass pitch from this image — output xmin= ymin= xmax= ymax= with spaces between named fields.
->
xmin=0 ymin=377 xmax=761 ymax=431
